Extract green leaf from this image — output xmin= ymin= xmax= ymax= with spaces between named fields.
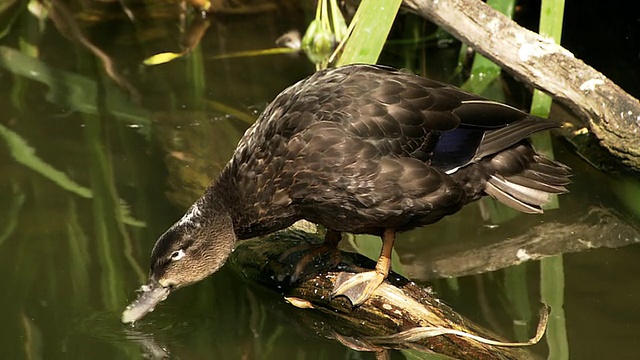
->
xmin=142 ymin=51 xmax=185 ymax=66
xmin=0 ymin=123 xmax=92 ymax=198
xmin=336 ymin=0 xmax=402 ymax=66
xmin=0 ymin=46 xmax=150 ymax=132
xmin=0 ymin=123 xmax=145 ymax=227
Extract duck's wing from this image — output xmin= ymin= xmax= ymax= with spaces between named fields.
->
xmin=430 ymin=103 xmax=559 ymax=171
xmin=310 ymin=65 xmax=557 ymax=170
xmin=229 ymin=65 xmax=567 ymax=232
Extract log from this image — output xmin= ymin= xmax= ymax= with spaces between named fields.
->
xmin=402 ymin=0 xmax=640 ymax=170
xmin=229 ymin=226 xmax=544 ymax=360
xmin=398 ymin=205 xmax=640 ymax=281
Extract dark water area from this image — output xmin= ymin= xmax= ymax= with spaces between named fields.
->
xmin=0 ymin=1 xmax=639 ymax=359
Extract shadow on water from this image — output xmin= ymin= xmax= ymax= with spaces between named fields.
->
xmin=0 ymin=1 xmax=639 ymax=359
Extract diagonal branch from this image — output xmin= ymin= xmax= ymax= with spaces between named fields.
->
xmin=403 ymin=0 xmax=640 ymax=170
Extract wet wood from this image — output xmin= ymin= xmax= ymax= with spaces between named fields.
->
xmin=230 ymin=228 xmax=542 ymax=360
xmin=401 ymin=206 xmax=640 ymax=281
xmin=403 ymin=0 xmax=640 ymax=171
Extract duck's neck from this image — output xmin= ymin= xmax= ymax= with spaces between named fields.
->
xmin=200 ymin=169 xmax=242 ymax=227
xmin=202 ymin=168 xmax=261 ymax=240
xmin=210 ymin=166 xmax=298 ymax=240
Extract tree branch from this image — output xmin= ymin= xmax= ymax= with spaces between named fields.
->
xmin=403 ymin=0 xmax=640 ymax=170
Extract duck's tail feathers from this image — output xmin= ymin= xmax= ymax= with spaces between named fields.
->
xmin=481 ymin=141 xmax=571 ymax=213
xmin=474 ymin=116 xmax=559 ymax=160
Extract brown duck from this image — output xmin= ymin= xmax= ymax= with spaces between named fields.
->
xmin=122 ymin=64 xmax=570 ymax=323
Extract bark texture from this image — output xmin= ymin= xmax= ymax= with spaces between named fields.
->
xmin=403 ymin=0 xmax=640 ymax=170
xmin=230 ymin=228 xmax=543 ymax=360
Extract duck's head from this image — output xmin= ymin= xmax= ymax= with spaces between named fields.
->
xmin=121 ymin=200 xmax=236 ymax=324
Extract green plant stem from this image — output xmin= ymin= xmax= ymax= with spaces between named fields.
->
xmin=336 ymin=0 xmax=402 ymax=66
xmin=503 ymin=264 xmax=532 ymax=342
xmin=462 ymin=0 xmax=515 ymax=96
xmin=535 ymin=2 xmax=569 ymax=358
xmin=540 ymin=256 xmax=569 ymax=360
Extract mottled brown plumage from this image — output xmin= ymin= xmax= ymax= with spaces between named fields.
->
xmin=122 ymin=64 xmax=570 ymax=323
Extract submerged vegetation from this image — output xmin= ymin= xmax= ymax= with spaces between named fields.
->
xmin=0 ymin=0 xmax=639 ymax=359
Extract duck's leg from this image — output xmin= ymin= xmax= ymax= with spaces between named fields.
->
xmin=280 ymin=230 xmax=343 ymax=282
xmin=331 ymin=228 xmax=395 ymax=306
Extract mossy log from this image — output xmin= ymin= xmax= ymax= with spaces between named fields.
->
xmin=230 ymin=228 xmax=543 ymax=360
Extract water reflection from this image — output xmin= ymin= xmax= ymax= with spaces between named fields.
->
xmin=1 ymin=1 xmax=639 ymax=360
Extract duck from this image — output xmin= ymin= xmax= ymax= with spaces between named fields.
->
xmin=122 ymin=64 xmax=570 ymax=323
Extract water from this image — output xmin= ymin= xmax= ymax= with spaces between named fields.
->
xmin=1 ymin=2 xmax=639 ymax=359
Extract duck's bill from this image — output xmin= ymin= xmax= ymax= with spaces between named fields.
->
xmin=121 ymin=281 xmax=170 ymax=324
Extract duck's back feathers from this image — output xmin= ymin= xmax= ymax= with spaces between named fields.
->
xmin=452 ymin=141 xmax=570 ymax=214
xmin=226 ymin=64 xmax=570 ymax=237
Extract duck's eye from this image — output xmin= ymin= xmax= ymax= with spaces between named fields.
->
xmin=170 ymin=249 xmax=186 ymax=261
